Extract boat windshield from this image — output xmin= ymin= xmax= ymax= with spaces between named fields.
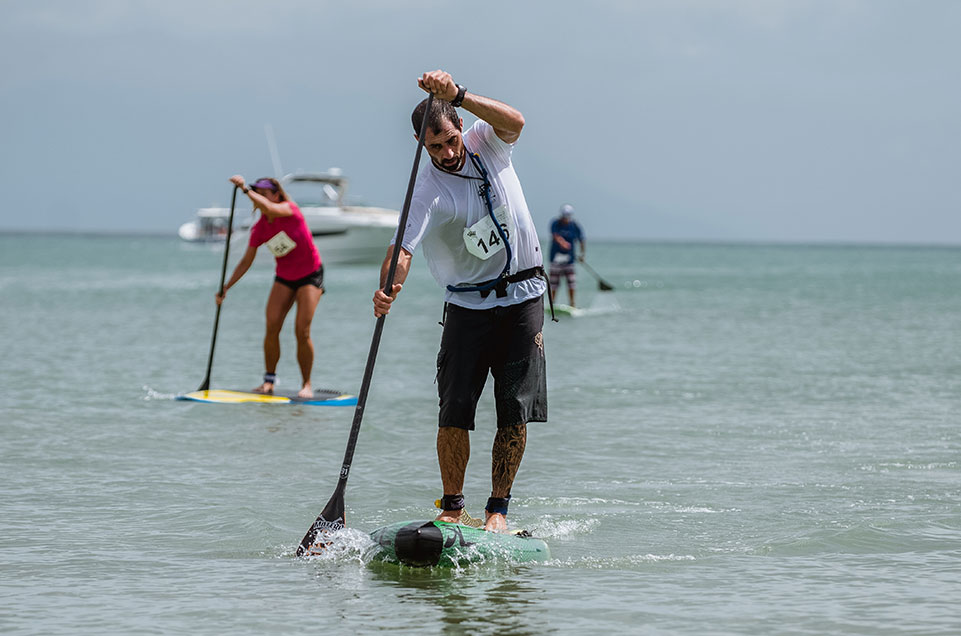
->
xmin=283 ymin=177 xmax=343 ymax=208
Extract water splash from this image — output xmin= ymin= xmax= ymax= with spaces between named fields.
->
xmin=530 ymin=517 xmax=600 ymax=539
xmin=549 ymin=553 xmax=696 ymax=569
xmin=290 ymin=527 xmax=377 ymax=564
xmin=143 ymin=385 xmax=178 ymax=401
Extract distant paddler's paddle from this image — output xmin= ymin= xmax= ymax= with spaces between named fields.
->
xmin=297 ymin=94 xmax=435 ymax=556
xmin=580 ymin=258 xmax=615 ymax=291
xmin=197 ymin=185 xmax=239 ymax=391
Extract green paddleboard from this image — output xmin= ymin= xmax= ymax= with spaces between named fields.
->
xmin=370 ymin=520 xmax=550 ymax=567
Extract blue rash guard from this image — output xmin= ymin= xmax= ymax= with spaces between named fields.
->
xmin=549 ymin=219 xmax=584 ymax=264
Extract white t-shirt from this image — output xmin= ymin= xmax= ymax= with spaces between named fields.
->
xmin=394 ymin=120 xmax=546 ymax=309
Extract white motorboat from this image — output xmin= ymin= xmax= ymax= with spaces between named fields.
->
xmin=178 ymin=170 xmax=398 ymax=264
xmin=177 ymin=206 xmax=250 ymax=242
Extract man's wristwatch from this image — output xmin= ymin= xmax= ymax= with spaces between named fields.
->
xmin=242 ymin=186 xmax=249 ymax=194
xmin=451 ymin=84 xmax=467 ymax=108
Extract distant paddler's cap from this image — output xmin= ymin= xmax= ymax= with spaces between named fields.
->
xmin=559 ymin=204 xmax=574 ymax=218
xmin=250 ymin=178 xmax=278 ymax=192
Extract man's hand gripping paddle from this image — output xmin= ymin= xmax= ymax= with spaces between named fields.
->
xmin=296 ymin=94 xmax=435 ymax=556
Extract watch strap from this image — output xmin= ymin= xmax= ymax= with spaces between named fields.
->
xmin=451 ymin=84 xmax=467 ymax=108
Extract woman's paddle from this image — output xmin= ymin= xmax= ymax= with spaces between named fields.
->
xmin=197 ymin=185 xmax=239 ymax=391
xmin=297 ymin=94 xmax=435 ymax=556
xmin=580 ymin=258 xmax=615 ymax=291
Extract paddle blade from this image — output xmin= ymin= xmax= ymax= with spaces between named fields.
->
xmin=581 ymin=259 xmax=615 ymax=292
xmin=296 ymin=488 xmax=346 ymax=556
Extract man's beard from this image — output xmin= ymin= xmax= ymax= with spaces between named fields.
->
xmin=436 ymin=151 xmax=464 ymax=173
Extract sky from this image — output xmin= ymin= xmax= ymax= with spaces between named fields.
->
xmin=1 ymin=0 xmax=959 ymax=244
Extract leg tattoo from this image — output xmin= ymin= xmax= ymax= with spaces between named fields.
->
xmin=491 ymin=423 xmax=527 ymax=499
xmin=437 ymin=427 xmax=470 ymax=496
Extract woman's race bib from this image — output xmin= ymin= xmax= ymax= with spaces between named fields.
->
xmin=265 ymin=230 xmax=297 ymax=257
xmin=463 ymin=205 xmax=515 ymax=260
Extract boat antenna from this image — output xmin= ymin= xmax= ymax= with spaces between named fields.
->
xmin=264 ymin=123 xmax=284 ymax=178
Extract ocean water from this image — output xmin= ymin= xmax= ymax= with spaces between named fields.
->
xmin=1 ymin=234 xmax=959 ymax=635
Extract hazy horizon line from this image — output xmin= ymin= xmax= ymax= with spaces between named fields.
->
xmin=2 ymin=228 xmax=958 ymax=250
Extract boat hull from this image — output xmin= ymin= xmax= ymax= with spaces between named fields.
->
xmin=179 ymin=206 xmax=397 ymax=264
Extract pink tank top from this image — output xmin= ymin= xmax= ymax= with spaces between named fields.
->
xmin=248 ymin=202 xmax=321 ymax=280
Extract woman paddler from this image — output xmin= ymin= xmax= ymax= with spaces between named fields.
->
xmin=216 ymin=175 xmax=324 ymax=398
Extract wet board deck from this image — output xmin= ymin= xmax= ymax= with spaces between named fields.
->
xmin=549 ymin=303 xmax=586 ymax=318
xmin=370 ymin=519 xmax=550 ymax=567
xmin=176 ymin=389 xmax=357 ymax=406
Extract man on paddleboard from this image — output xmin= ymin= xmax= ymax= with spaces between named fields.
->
xmin=549 ymin=204 xmax=585 ymax=307
xmin=373 ymin=70 xmax=548 ymax=533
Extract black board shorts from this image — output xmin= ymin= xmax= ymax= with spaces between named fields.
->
xmin=436 ymin=295 xmax=547 ymax=430
xmin=275 ymin=264 xmax=325 ymax=292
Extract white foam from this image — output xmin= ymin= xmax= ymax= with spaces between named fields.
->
xmin=142 ymin=385 xmax=178 ymax=401
xmin=531 ymin=517 xmax=600 ymax=539
xmin=296 ymin=527 xmax=376 ymax=564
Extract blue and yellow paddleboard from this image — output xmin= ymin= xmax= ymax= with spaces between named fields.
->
xmin=176 ymin=389 xmax=357 ymax=406
xmin=370 ymin=520 xmax=550 ymax=567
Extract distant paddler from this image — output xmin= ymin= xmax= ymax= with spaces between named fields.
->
xmin=373 ymin=69 xmax=549 ymax=533
xmin=216 ymin=175 xmax=324 ymax=398
xmin=549 ymin=204 xmax=585 ymax=308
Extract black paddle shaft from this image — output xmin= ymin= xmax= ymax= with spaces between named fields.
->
xmin=581 ymin=259 xmax=615 ymax=291
xmin=198 ymin=185 xmax=239 ymax=391
xmin=297 ymin=94 xmax=435 ymax=555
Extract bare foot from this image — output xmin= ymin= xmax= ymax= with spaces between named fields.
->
xmin=252 ymin=382 xmax=274 ymax=395
xmin=297 ymin=384 xmax=314 ymax=399
xmin=435 ymin=510 xmax=463 ymax=524
xmin=484 ymin=512 xmax=508 ymax=533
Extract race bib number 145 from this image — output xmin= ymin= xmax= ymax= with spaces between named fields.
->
xmin=463 ymin=205 xmax=515 ymax=260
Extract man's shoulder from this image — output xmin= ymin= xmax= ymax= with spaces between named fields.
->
xmin=466 ymin=120 xmax=512 ymax=157
xmin=413 ymin=167 xmax=451 ymax=196
xmin=411 ymin=173 xmax=457 ymax=215
xmin=465 ymin=119 xmax=492 ymax=140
